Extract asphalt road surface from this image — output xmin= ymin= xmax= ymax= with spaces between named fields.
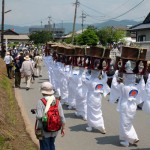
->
xmin=15 ymin=64 xmax=150 ymax=150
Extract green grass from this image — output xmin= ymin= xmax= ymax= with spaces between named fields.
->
xmin=0 ymin=136 xmax=5 ymax=150
xmin=0 ymin=77 xmax=16 ymax=125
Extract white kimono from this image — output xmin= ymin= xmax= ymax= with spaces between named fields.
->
xmin=60 ymin=65 xmax=72 ymax=104
xmin=67 ymin=67 xmax=80 ymax=108
xmin=52 ymin=62 xmax=63 ymax=96
xmin=111 ymin=74 xmax=145 ymax=144
xmin=85 ymin=71 xmax=110 ymax=129
xmin=75 ymin=68 xmax=89 ymax=120
xmin=142 ymin=74 xmax=150 ymax=115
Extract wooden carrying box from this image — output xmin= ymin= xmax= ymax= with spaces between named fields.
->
xmin=57 ymin=45 xmax=64 ymax=54
xmin=74 ymin=47 xmax=85 ymax=56
xmin=64 ymin=47 xmax=75 ymax=56
xmin=121 ymin=46 xmax=147 ymax=60
xmin=86 ymin=46 xmax=110 ymax=58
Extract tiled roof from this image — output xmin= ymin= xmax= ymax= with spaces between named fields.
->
xmin=3 ymin=35 xmax=29 ymax=40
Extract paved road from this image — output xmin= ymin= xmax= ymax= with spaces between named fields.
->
xmin=15 ymin=64 xmax=150 ymax=150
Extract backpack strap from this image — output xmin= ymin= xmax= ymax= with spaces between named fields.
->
xmin=41 ymin=98 xmax=59 ymax=106
xmin=41 ymin=98 xmax=47 ymax=106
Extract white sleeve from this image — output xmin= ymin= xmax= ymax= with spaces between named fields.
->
xmin=109 ymin=75 xmax=122 ymax=104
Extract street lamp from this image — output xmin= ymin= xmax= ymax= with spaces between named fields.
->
xmin=1 ymin=0 xmax=12 ymax=58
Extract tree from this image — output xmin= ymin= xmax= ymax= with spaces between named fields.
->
xmin=29 ymin=31 xmax=53 ymax=44
xmin=76 ymin=28 xmax=99 ymax=46
xmin=96 ymin=27 xmax=126 ymax=46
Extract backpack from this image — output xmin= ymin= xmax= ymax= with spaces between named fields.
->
xmin=41 ymin=98 xmax=62 ymax=132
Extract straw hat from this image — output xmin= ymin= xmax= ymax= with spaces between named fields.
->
xmin=24 ymin=55 xmax=30 ymax=60
xmin=6 ymin=51 xmax=10 ymax=55
xmin=40 ymin=82 xmax=54 ymax=95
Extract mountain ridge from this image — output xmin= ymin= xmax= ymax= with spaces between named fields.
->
xmin=4 ymin=19 xmax=140 ymax=34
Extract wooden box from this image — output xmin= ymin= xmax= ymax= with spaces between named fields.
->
xmin=121 ymin=46 xmax=147 ymax=60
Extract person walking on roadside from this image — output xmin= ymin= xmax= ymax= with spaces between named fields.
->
xmin=4 ymin=51 xmax=14 ymax=79
xmin=20 ymin=55 xmax=34 ymax=90
xmin=14 ymin=55 xmax=22 ymax=88
xmin=35 ymin=81 xmax=66 ymax=150
xmin=34 ymin=53 xmax=43 ymax=77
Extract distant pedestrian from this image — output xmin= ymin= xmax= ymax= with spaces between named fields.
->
xmin=4 ymin=51 xmax=14 ymax=79
xmin=34 ymin=53 xmax=43 ymax=77
xmin=20 ymin=55 xmax=34 ymax=90
xmin=35 ymin=81 xmax=66 ymax=150
xmin=14 ymin=55 xmax=22 ymax=88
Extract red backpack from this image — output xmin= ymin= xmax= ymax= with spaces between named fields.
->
xmin=41 ymin=98 xmax=62 ymax=132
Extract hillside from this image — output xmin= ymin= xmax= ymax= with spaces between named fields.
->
xmin=4 ymin=19 xmax=139 ymax=34
xmin=0 ymin=58 xmax=37 ymax=150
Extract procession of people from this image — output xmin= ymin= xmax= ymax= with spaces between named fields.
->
xmin=43 ymin=42 xmax=150 ymax=148
xmin=3 ymin=42 xmax=150 ymax=149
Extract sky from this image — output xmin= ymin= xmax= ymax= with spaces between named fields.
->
xmin=1 ymin=0 xmax=150 ymax=27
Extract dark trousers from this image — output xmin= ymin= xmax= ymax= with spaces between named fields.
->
xmin=6 ymin=64 xmax=12 ymax=78
xmin=39 ymin=137 xmax=56 ymax=150
xmin=15 ymin=72 xmax=21 ymax=87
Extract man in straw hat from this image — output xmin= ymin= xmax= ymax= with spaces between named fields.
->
xmin=20 ymin=55 xmax=34 ymax=90
xmin=4 ymin=51 xmax=14 ymax=79
xmin=35 ymin=81 xmax=66 ymax=150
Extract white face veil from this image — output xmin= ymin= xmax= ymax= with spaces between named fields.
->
xmin=125 ymin=60 xmax=133 ymax=73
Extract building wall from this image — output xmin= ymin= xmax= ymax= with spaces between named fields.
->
xmin=137 ymin=30 xmax=150 ymax=41
xmin=134 ymin=41 xmax=150 ymax=60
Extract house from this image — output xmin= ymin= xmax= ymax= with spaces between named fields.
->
xmin=129 ymin=12 xmax=150 ymax=60
xmin=0 ymin=29 xmax=29 ymax=43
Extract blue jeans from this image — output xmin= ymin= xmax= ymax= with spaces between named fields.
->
xmin=39 ymin=137 xmax=56 ymax=150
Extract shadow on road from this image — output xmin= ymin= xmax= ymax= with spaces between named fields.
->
xmin=130 ymin=148 xmax=150 ymax=150
xmin=39 ymin=78 xmax=49 ymax=81
xmin=64 ymin=112 xmax=84 ymax=120
xmin=95 ymin=135 xmax=120 ymax=146
xmin=69 ymin=123 xmax=87 ymax=132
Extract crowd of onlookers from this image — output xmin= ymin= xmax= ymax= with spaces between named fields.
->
xmin=3 ymin=44 xmax=44 ymax=90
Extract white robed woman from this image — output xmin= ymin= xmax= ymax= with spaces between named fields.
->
xmin=67 ymin=66 xmax=80 ymax=109
xmin=109 ymin=60 xmax=145 ymax=147
xmin=142 ymin=74 xmax=150 ymax=115
xmin=74 ymin=67 xmax=89 ymax=120
xmin=60 ymin=64 xmax=72 ymax=105
xmin=84 ymin=70 xmax=110 ymax=133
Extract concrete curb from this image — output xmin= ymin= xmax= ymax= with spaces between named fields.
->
xmin=14 ymin=88 xmax=40 ymax=149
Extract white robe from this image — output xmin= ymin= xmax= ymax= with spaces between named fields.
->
xmin=111 ymin=74 xmax=145 ymax=143
xmin=85 ymin=71 xmax=110 ymax=129
xmin=60 ymin=65 xmax=72 ymax=104
xmin=75 ymin=68 xmax=89 ymax=119
xmin=142 ymin=74 xmax=150 ymax=115
xmin=67 ymin=67 xmax=80 ymax=108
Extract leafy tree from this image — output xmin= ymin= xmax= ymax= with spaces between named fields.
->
xmin=76 ymin=28 xmax=99 ymax=46
xmin=29 ymin=31 xmax=53 ymax=44
xmin=96 ymin=27 xmax=126 ymax=46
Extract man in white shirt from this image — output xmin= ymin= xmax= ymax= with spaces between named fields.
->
xmin=4 ymin=51 xmax=13 ymax=79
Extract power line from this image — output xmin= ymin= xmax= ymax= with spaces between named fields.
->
xmin=111 ymin=0 xmax=145 ymax=20
xmin=80 ymin=0 xmax=145 ymax=22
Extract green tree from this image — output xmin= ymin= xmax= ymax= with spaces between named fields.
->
xmin=76 ymin=28 xmax=99 ymax=46
xmin=96 ymin=27 xmax=126 ymax=46
xmin=29 ymin=31 xmax=53 ymax=44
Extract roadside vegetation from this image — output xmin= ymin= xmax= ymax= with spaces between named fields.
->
xmin=0 ymin=58 xmax=37 ymax=150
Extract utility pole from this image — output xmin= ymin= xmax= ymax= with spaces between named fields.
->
xmin=41 ymin=21 xmax=42 ymax=28
xmin=71 ymin=0 xmax=80 ymax=44
xmin=48 ymin=16 xmax=52 ymax=32
xmin=81 ymin=11 xmax=86 ymax=33
xmin=1 ymin=0 xmax=5 ymax=58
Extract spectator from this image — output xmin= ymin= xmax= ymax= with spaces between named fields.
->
xmin=20 ymin=55 xmax=34 ymax=90
xmin=14 ymin=55 xmax=22 ymax=88
xmin=4 ymin=51 xmax=14 ymax=79
xmin=35 ymin=82 xmax=66 ymax=150
xmin=34 ymin=53 xmax=43 ymax=77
